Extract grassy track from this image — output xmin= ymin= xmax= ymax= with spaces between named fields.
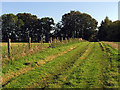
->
xmin=99 ymin=42 xmax=119 ymax=88
xmin=2 ymin=41 xmax=119 ymax=88
xmin=2 ymin=42 xmax=83 ymax=87
xmin=3 ymin=42 xmax=89 ymax=88
xmin=61 ymin=42 xmax=119 ymax=88
xmin=36 ymin=42 xmax=94 ymax=88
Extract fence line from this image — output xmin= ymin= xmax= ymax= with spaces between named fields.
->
xmin=5 ymin=37 xmax=83 ymax=59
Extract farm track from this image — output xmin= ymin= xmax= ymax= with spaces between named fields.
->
xmin=2 ymin=43 xmax=81 ymax=87
xmin=58 ymin=42 xmax=119 ymax=88
xmin=61 ymin=42 xmax=103 ymax=88
xmin=25 ymin=42 xmax=91 ymax=88
xmin=2 ymin=42 xmax=119 ymax=88
xmin=3 ymin=42 xmax=90 ymax=88
xmin=33 ymin=42 xmax=94 ymax=88
xmin=99 ymin=42 xmax=119 ymax=88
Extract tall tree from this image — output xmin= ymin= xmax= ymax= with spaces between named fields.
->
xmin=105 ymin=20 xmax=120 ymax=41
xmin=41 ymin=17 xmax=54 ymax=42
xmin=54 ymin=11 xmax=98 ymax=41
xmin=17 ymin=13 xmax=38 ymax=42
xmin=2 ymin=14 xmax=24 ymax=42
xmin=97 ymin=16 xmax=112 ymax=41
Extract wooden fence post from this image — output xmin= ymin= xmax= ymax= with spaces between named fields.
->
xmin=61 ymin=37 xmax=63 ymax=43
xmin=54 ymin=38 xmax=56 ymax=44
xmin=65 ymin=37 xmax=68 ymax=43
xmin=57 ymin=37 xmax=59 ymax=43
xmin=50 ymin=37 xmax=52 ymax=43
xmin=8 ymin=38 xmax=11 ymax=59
xmin=29 ymin=37 xmax=31 ymax=49
xmin=49 ymin=37 xmax=52 ymax=47
xmin=41 ymin=37 xmax=43 ymax=49
xmin=69 ymin=38 xmax=71 ymax=42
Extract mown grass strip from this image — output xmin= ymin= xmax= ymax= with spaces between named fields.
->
xmin=39 ymin=42 xmax=94 ymax=88
xmin=61 ymin=42 xmax=101 ymax=88
xmin=2 ymin=42 xmax=82 ymax=87
xmin=2 ymin=44 xmax=77 ymax=85
xmin=3 ymin=42 xmax=89 ymax=88
xmin=99 ymin=42 xmax=119 ymax=88
xmin=61 ymin=42 xmax=119 ymax=88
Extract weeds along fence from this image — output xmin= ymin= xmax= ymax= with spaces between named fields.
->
xmin=2 ymin=37 xmax=46 ymax=61
xmin=50 ymin=37 xmax=84 ymax=48
xmin=2 ymin=37 xmax=84 ymax=61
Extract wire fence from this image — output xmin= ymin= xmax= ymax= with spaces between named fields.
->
xmin=2 ymin=37 xmax=84 ymax=61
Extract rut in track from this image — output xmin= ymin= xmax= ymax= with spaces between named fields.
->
xmin=60 ymin=42 xmax=105 ymax=88
xmin=3 ymin=42 xmax=90 ymax=88
xmin=26 ymin=42 xmax=92 ymax=88
xmin=99 ymin=42 xmax=119 ymax=88
xmin=2 ymin=45 xmax=78 ymax=87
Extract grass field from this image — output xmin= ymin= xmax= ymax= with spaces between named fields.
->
xmin=1 ymin=41 xmax=120 ymax=88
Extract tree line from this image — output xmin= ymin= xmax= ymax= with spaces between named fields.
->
xmin=97 ymin=17 xmax=120 ymax=42
xmin=1 ymin=11 xmax=120 ymax=42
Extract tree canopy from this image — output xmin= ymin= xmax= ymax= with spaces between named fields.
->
xmin=1 ymin=11 xmax=119 ymax=42
xmin=53 ymin=11 xmax=98 ymax=41
xmin=97 ymin=17 xmax=120 ymax=42
xmin=2 ymin=14 xmax=24 ymax=41
xmin=2 ymin=13 xmax=54 ymax=42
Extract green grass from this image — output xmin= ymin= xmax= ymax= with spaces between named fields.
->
xmin=2 ymin=41 xmax=119 ymax=88
xmin=3 ymin=42 xmax=89 ymax=88
xmin=2 ymin=41 xmax=82 ymax=86
xmin=61 ymin=42 xmax=119 ymax=88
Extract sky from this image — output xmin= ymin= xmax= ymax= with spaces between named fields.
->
xmin=118 ymin=1 xmax=120 ymax=20
xmin=1 ymin=2 xmax=118 ymax=26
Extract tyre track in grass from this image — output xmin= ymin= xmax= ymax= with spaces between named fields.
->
xmin=3 ymin=42 xmax=90 ymax=88
xmin=61 ymin=42 xmax=103 ymax=88
xmin=99 ymin=42 xmax=119 ymax=88
xmin=42 ymin=42 xmax=94 ymax=88
xmin=2 ymin=43 xmax=79 ymax=87
xmin=61 ymin=42 xmax=116 ymax=88
xmin=26 ymin=42 xmax=91 ymax=88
